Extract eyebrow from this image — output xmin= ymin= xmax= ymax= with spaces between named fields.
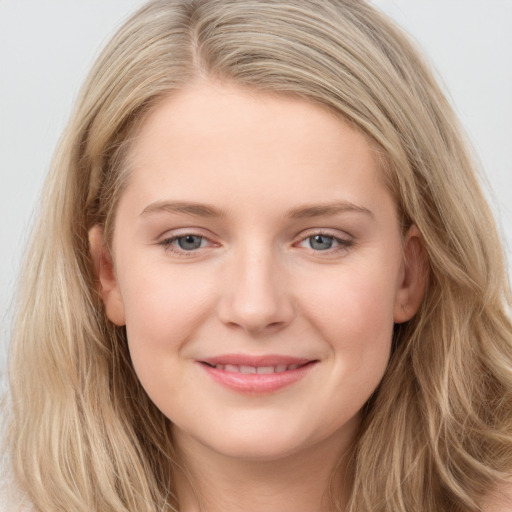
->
xmin=287 ymin=201 xmax=374 ymax=219
xmin=140 ymin=201 xmax=226 ymax=218
xmin=140 ymin=200 xmax=373 ymax=219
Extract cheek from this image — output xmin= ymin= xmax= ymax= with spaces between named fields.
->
xmin=299 ymin=264 xmax=398 ymax=375
xmin=303 ymin=262 xmax=397 ymax=331
xmin=118 ymin=264 xmax=218 ymax=372
xmin=272 ymin=266 xmax=397 ymax=440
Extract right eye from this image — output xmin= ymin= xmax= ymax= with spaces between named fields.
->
xmin=158 ymin=233 xmax=214 ymax=255
xmin=174 ymin=235 xmax=205 ymax=250
xmin=305 ymin=234 xmax=337 ymax=251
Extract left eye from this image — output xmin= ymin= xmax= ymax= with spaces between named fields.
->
xmin=298 ymin=234 xmax=349 ymax=251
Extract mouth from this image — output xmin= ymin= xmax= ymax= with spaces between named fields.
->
xmin=197 ymin=354 xmax=318 ymax=394
xmin=201 ymin=361 xmax=310 ymax=374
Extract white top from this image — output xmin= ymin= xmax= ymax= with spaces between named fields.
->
xmin=0 ymin=472 xmax=33 ymax=512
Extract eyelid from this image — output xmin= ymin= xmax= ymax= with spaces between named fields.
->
xmin=157 ymin=229 xmax=219 ymax=256
xmin=155 ymin=224 xmax=220 ymax=244
xmin=295 ymin=227 xmax=353 ymax=242
xmin=293 ymin=228 xmax=354 ymax=253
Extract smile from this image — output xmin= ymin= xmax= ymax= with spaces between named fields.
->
xmin=204 ymin=363 xmax=301 ymax=374
xmin=198 ymin=354 xmax=318 ymax=394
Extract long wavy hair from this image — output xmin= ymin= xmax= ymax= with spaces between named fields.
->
xmin=5 ymin=1 xmax=512 ymax=510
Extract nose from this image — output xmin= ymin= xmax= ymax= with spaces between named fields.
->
xmin=217 ymin=247 xmax=295 ymax=335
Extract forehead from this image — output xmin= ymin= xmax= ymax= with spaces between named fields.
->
xmin=124 ymin=81 xmax=390 ymax=217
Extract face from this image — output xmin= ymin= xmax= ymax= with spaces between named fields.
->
xmin=91 ymin=81 xmax=425 ymax=463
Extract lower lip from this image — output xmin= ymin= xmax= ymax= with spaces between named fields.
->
xmin=199 ymin=362 xmax=317 ymax=394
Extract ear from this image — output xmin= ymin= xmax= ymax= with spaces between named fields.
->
xmin=393 ymin=225 xmax=428 ymax=324
xmin=88 ymin=225 xmax=126 ymax=326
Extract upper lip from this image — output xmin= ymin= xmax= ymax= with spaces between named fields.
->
xmin=199 ymin=354 xmax=316 ymax=367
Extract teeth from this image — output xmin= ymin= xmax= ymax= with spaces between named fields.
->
xmin=211 ymin=363 xmax=305 ymax=373
xmin=240 ymin=365 xmax=257 ymax=374
xmin=256 ymin=366 xmax=275 ymax=374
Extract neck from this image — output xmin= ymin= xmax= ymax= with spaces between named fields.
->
xmin=172 ymin=427 xmax=355 ymax=512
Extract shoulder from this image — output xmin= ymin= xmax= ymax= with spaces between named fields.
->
xmin=482 ymin=482 xmax=512 ymax=512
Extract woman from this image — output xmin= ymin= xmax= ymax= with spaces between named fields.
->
xmin=3 ymin=1 xmax=512 ymax=510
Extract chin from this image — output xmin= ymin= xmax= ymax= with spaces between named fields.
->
xmin=174 ymin=418 xmax=317 ymax=463
xmin=210 ymin=433 xmax=308 ymax=462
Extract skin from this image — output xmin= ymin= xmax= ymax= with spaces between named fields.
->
xmin=90 ymin=81 xmax=427 ymax=512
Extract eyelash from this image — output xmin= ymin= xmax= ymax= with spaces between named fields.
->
xmin=297 ymin=230 xmax=354 ymax=254
xmin=158 ymin=233 xmax=216 ymax=257
xmin=157 ymin=231 xmax=354 ymax=257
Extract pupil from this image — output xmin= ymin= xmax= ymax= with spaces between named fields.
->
xmin=310 ymin=235 xmax=333 ymax=250
xmin=178 ymin=235 xmax=202 ymax=250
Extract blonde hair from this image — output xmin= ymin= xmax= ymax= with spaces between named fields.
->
xmin=5 ymin=1 xmax=512 ymax=510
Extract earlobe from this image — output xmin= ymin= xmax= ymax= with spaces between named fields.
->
xmin=393 ymin=225 xmax=428 ymax=324
xmin=88 ymin=225 xmax=126 ymax=326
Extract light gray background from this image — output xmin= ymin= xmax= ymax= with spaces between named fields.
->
xmin=1 ymin=1 xmax=511 ymax=386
